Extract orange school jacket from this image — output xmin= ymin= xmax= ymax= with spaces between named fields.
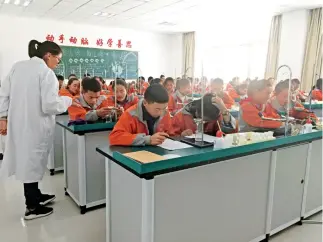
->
xmin=220 ymin=92 xmax=235 ymax=109
xmin=172 ymin=109 xmax=238 ymax=136
xmin=109 ymin=99 xmax=174 ymax=146
xmin=225 ymin=82 xmax=233 ymax=91
xmin=227 ymin=88 xmax=240 ymax=100
xmin=107 ymin=94 xmax=139 ymax=111
xmin=312 ymin=89 xmax=322 ymax=101
xmin=168 ymin=91 xmax=190 ymax=115
xmin=59 ymin=88 xmax=78 ymax=98
xmin=138 ymin=82 xmax=149 ymax=95
xmin=68 ymin=94 xmax=110 ymax=121
xmin=239 ymin=98 xmax=282 ymax=131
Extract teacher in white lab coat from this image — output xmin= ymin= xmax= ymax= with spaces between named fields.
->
xmin=0 ymin=40 xmax=76 ymax=220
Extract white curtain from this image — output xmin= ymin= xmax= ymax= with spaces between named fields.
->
xmin=265 ymin=15 xmax=282 ymax=79
xmin=301 ymin=8 xmax=322 ymax=91
xmin=182 ymin=32 xmax=195 ymax=78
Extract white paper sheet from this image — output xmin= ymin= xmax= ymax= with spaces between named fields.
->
xmin=158 ymin=138 xmax=192 ymax=151
xmin=163 ymin=154 xmax=182 ymax=159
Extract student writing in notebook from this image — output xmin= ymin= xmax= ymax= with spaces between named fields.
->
xmin=109 ymin=84 xmax=174 ymax=146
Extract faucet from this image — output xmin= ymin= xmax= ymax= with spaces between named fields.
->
xmin=276 ymin=65 xmax=292 ymax=137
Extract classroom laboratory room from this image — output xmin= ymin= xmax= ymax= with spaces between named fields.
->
xmin=0 ymin=0 xmax=323 ymax=242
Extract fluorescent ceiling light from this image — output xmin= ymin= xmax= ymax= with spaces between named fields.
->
xmin=14 ymin=0 xmax=20 ymax=5
xmin=101 ymin=12 xmax=108 ymax=16
xmin=159 ymin=21 xmax=176 ymax=26
xmin=23 ymin=0 xmax=31 ymax=6
xmin=4 ymin=0 xmax=11 ymax=4
xmin=94 ymin=11 xmax=101 ymax=16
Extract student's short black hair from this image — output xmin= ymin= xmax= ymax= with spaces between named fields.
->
xmin=139 ymin=76 xmax=145 ymax=81
xmin=144 ymin=84 xmax=169 ymax=104
xmin=160 ymin=75 xmax=165 ymax=79
xmin=189 ymin=94 xmax=220 ymax=120
xmin=68 ymin=74 xmax=77 ymax=79
xmin=210 ymin=78 xmax=224 ymax=85
xmin=112 ymin=78 xmax=127 ymax=89
xmin=164 ymin=77 xmax=174 ymax=86
xmin=82 ymin=77 xmax=102 ymax=93
xmin=176 ymin=78 xmax=190 ymax=89
xmin=151 ymin=78 xmax=162 ymax=85
xmin=148 ymin=76 xmax=154 ymax=84
xmin=56 ymin=74 xmax=64 ymax=81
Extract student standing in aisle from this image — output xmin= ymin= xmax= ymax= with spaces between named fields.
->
xmin=0 ymin=40 xmax=78 ymax=220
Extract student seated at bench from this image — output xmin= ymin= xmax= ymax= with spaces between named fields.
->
xmin=107 ymin=78 xmax=138 ymax=111
xmin=68 ymin=77 xmax=113 ymax=121
xmin=172 ymin=94 xmax=238 ymax=136
xmin=109 ymin=84 xmax=174 ymax=146
xmin=268 ymin=79 xmax=317 ymax=121
xmin=209 ymin=78 xmax=234 ymax=109
xmin=239 ymin=79 xmax=283 ymax=132
xmin=58 ymin=77 xmax=80 ymax=98
xmin=168 ymin=78 xmax=191 ymax=115
xmin=312 ymin=78 xmax=322 ymax=101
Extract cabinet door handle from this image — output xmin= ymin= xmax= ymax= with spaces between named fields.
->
xmin=301 ymin=179 xmax=304 ymax=184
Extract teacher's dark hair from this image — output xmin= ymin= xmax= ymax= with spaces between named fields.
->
xmin=28 ymin=40 xmax=62 ymax=59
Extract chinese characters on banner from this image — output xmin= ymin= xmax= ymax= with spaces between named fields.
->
xmin=45 ymin=34 xmax=132 ymax=49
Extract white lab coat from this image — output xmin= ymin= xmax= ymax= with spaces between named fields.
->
xmin=0 ymin=57 xmax=72 ymax=183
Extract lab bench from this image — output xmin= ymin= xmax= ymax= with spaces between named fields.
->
xmin=96 ymin=131 xmax=322 ymax=242
xmin=48 ymin=112 xmax=69 ymax=175
xmin=57 ymin=121 xmax=115 ymax=214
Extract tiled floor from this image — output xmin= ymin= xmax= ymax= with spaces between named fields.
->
xmin=0 ymin=172 xmax=322 ymax=242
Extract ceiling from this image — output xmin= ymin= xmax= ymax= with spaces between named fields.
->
xmin=0 ymin=0 xmax=321 ymax=33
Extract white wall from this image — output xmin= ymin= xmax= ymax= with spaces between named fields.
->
xmin=278 ymin=9 xmax=309 ymax=79
xmin=0 ymin=15 xmax=182 ymax=80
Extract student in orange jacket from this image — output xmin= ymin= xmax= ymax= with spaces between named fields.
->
xmin=68 ymin=77 xmax=116 ymax=121
xmin=239 ymin=79 xmax=283 ymax=132
xmin=163 ymin=77 xmax=175 ymax=94
xmin=268 ymin=79 xmax=317 ymax=121
xmin=227 ymin=83 xmax=248 ymax=101
xmin=107 ymin=78 xmax=139 ymax=111
xmin=225 ymin=77 xmax=240 ymax=91
xmin=291 ymin=78 xmax=307 ymax=102
xmin=58 ymin=77 xmax=80 ymax=98
xmin=172 ymin=94 xmax=238 ymax=136
xmin=137 ymin=76 xmax=149 ymax=95
xmin=312 ymin=78 xmax=322 ymax=101
xmin=168 ymin=78 xmax=191 ymax=115
xmin=209 ymin=78 xmax=234 ymax=109
xmin=109 ymin=84 xmax=174 ymax=146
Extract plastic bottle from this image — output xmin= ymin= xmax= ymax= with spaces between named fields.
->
xmin=303 ymin=119 xmax=313 ymax=134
